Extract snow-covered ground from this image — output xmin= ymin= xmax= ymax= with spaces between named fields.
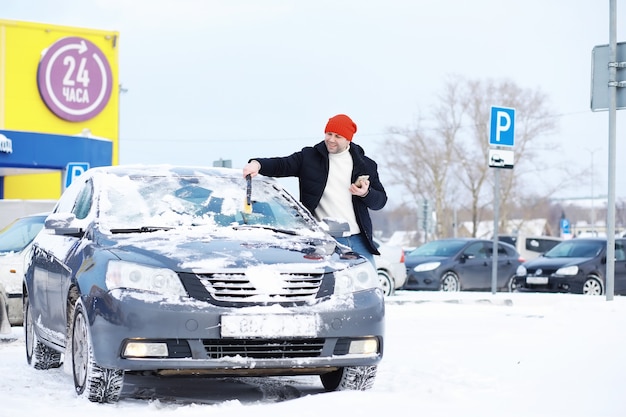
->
xmin=1 ymin=290 xmax=624 ymax=417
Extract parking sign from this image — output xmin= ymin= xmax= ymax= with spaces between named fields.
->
xmin=489 ymin=106 xmax=515 ymax=147
xmin=65 ymin=162 xmax=90 ymax=188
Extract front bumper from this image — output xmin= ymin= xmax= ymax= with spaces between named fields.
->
xmin=401 ymin=271 xmax=440 ymax=290
xmin=85 ymin=288 xmax=385 ymax=373
xmin=513 ymin=276 xmax=583 ymax=294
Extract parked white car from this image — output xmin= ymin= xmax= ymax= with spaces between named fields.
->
xmin=373 ymin=238 xmax=407 ymax=296
xmin=498 ymin=234 xmax=562 ymax=261
xmin=0 ymin=213 xmax=47 ymax=329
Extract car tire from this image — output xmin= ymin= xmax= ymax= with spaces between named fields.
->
xmin=320 ymin=365 xmax=377 ymax=391
xmin=440 ymin=272 xmax=460 ymax=292
xmin=582 ymin=277 xmax=603 ymax=295
xmin=378 ymin=270 xmax=394 ymax=297
xmin=24 ymin=295 xmax=62 ymax=370
xmin=72 ymin=301 xmax=124 ymax=403
xmin=506 ymin=275 xmax=518 ymax=292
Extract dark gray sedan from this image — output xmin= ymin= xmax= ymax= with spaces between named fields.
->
xmin=402 ymin=238 xmax=523 ymax=292
xmin=23 ymin=165 xmax=384 ymax=403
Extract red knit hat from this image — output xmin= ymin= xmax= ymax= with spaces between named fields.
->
xmin=324 ymin=114 xmax=357 ymax=141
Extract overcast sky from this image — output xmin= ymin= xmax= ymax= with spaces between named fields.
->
xmin=3 ymin=0 xmax=626 ymax=206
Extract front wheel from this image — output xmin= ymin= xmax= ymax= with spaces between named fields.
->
xmin=506 ymin=275 xmax=518 ymax=292
xmin=582 ymin=277 xmax=603 ymax=295
xmin=320 ymin=366 xmax=377 ymax=391
xmin=72 ymin=301 xmax=124 ymax=403
xmin=440 ymin=272 xmax=460 ymax=292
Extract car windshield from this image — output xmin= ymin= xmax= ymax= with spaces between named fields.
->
xmin=0 ymin=215 xmax=46 ymax=253
xmin=409 ymin=240 xmax=468 ymax=257
xmin=95 ymin=171 xmax=316 ymax=233
xmin=543 ymin=240 xmax=604 ymax=258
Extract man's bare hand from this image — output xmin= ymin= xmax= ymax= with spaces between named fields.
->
xmin=350 ymin=178 xmax=370 ymax=197
xmin=243 ymin=160 xmax=261 ymax=178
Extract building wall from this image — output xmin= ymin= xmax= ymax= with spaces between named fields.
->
xmin=0 ymin=19 xmax=119 ymax=199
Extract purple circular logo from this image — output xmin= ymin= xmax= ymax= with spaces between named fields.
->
xmin=37 ymin=37 xmax=113 ymax=122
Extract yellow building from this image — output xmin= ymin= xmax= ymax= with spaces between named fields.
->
xmin=0 ymin=19 xmax=119 ymax=199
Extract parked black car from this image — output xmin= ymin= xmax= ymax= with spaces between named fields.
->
xmin=23 ymin=165 xmax=384 ymax=403
xmin=513 ymin=237 xmax=626 ymax=295
xmin=402 ymin=238 xmax=523 ymax=292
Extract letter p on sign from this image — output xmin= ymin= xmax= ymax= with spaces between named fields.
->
xmin=489 ymin=106 xmax=515 ymax=147
xmin=65 ymin=162 xmax=90 ymax=189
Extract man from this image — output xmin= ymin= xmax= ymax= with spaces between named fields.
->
xmin=242 ymin=114 xmax=387 ymax=264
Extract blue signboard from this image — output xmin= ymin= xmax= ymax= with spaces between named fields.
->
xmin=489 ymin=106 xmax=515 ymax=147
xmin=65 ymin=162 xmax=90 ymax=188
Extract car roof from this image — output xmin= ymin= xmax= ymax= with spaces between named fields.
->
xmin=86 ymin=164 xmax=255 ymax=179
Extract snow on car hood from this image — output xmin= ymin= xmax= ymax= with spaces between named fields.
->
xmin=104 ymin=225 xmax=343 ymax=273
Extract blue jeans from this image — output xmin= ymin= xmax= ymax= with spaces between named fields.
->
xmin=335 ymin=234 xmax=375 ymax=267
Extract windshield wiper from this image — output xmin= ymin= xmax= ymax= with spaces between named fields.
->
xmin=232 ymin=224 xmax=298 ymax=235
xmin=109 ymin=226 xmax=173 ymax=234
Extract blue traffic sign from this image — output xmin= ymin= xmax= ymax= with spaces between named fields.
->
xmin=489 ymin=106 xmax=515 ymax=147
xmin=65 ymin=162 xmax=90 ymax=188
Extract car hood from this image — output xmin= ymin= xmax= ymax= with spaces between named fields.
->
xmin=101 ymin=227 xmax=344 ymax=272
xmin=523 ymin=256 xmax=592 ymax=269
xmin=404 ymin=255 xmax=450 ymax=267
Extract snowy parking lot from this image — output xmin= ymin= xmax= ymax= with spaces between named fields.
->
xmin=1 ymin=290 xmax=625 ymax=417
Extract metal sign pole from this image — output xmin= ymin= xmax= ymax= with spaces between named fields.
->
xmin=491 ymin=168 xmax=500 ymax=294
xmin=606 ymin=0 xmax=617 ymax=300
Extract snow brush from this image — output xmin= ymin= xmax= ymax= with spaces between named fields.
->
xmin=244 ymin=174 xmax=252 ymax=214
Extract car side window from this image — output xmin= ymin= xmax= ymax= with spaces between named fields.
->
xmin=482 ymin=243 xmax=494 ymax=258
xmin=496 ymin=243 xmax=508 ymax=256
xmin=73 ymin=180 xmax=94 ymax=220
xmin=55 ymin=175 xmax=89 ymax=214
xmin=464 ymin=242 xmax=487 ymax=259
xmin=615 ymin=243 xmax=626 ymax=261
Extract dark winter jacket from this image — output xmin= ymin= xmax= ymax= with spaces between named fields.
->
xmin=251 ymin=141 xmax=387 ymax=255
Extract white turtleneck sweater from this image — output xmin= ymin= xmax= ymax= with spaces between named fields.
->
xmin=314 ymin=146 xmax=360 ymax=234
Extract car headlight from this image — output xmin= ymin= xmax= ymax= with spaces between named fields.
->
xmin=413 ymin=261 xmax=440 ymax=272
xmin=516 ymin=265 xmax=527 ymax=276
xmin=105 ymin=260 xmax=187 ymax=296
xmin=556 ymin=265 xmax=579 ymax=276
xmin=334 ymin=261 xmax=380 ymax=295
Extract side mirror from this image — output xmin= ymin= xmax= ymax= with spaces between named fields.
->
xmin=44 ymin=213 xmax=82 ymax=237
xmin=460 ymin=253 xmax=474 ymax=262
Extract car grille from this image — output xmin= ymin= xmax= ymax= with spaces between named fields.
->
xmin=178 ymin=271 xmax=328 ymax=304
xmin=203 ymin=338 xmax=324 ymax=359
xmin=526 ymin=267 xmax=558 ymax=276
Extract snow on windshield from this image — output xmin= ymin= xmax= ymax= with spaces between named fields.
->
xmin=96 ymin=171 xmax=315 ymax=232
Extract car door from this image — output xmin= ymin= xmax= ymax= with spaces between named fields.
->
xmin=30 ymin=235 xmax=75 ymax=346
xmin=458 ymin=241 xmax=492 ymax=289
xmin=494 ymin=243 xmax=519 ymax=289
xmin=29 ymin=177 xmax=93 ymax=347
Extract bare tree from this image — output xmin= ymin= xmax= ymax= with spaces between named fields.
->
xmin=380 ymin=75 xmax=564 ymax=240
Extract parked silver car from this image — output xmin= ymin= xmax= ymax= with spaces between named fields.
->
xmin=0 ymin=213 xmax=47 ymax=328
xmin=373 ymin=238 xmax=407 ymax=296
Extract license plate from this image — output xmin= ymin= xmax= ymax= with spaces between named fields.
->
xmin=221 ymin=314 xmax=320 ymax=338
xmin=526 ymin=276 xmax=548 ymax=284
